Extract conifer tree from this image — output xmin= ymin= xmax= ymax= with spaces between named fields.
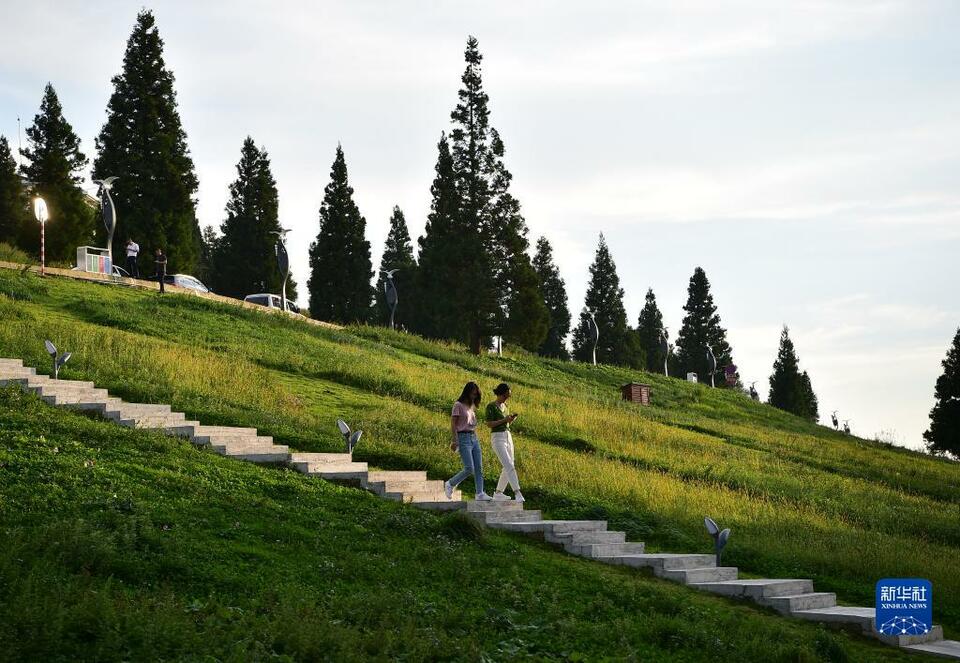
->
xmin=572 ymin=234 xmax=644 ymax=367
xmin=93 ymin=10 xmax=200 ymax=274
xmin=307 ymin=145 xmax=373 ymax=324
xmin=636 ymin=288 xmax=667 ymax=373
xmin=210 ymin=137 xmax=285 ymax=299
xmin=0 ymin=136 xmax=31 ymax=250
xmin=414 ymin=135 xmax=466 ymax=341
xmin=448 ymin=36 xmax=500 ymax=353
xmin=196 ymin=225 xmax=218 ymax=287
xmin=532 ymin=236 xmax=571 ymax=359
xmin=924 ymin=327 xmax=960 ymax=458
xmin=18 ymin=84 xmax=94 ymax=261
xmin=375 ymin=206 xmax=417 ymax=328
xmin=768 ymin=326 xmax=818 ymax=421
xmin=675 ymin=267 xmax=734 ymax=384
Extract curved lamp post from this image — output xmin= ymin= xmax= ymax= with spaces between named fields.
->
xmin=587 ymin=310 xmax=599 ymax=366
xmin=384 ymin=269 xmax=399 ymax=330
xmin=33 ymin=197 xmax=48 ymax=276
xmin=705 ymin=345 xmax=717 ymax=388
xmin=660 ymin=328 xmax=669 ymax=376
xmin=271 ymin=228 xmax=291 ymax=312
xmin=93 ymin=176 xmax=119 ymax=266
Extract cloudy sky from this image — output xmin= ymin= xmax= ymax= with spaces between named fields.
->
xmin=2 ymin=1 xmax=958 ymax=450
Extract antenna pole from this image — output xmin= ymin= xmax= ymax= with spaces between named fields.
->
xmin=16 ymin=116 xmax=23 ymax=169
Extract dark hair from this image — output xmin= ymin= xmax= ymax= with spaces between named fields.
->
xmin=493 ymin=383 xmax=510 ymax=396
xmin=457 ymin=381 xmax=481 ymax=407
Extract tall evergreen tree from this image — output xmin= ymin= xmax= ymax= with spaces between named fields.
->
xmin=196 ymin=224 xmax=218 ymax=287
xmin=924 ymin=327 xmax=960 ymax=458
xmin=18 ymin=84 xmax=94 ymax=261
xmin=571 ymin=234 xmax=644 ymax=367
xmin=532 ymin=236 xmax=571 ymax=359
xmin=210 ymin=137 xmax=285 ymax=299
xmin=93 ymin=10 xmax=200 ymax=274
xmin=414 ymin=135 xmax=466 ymax=341
xmin=0 ymin=136 xmax=32 ymax=250
xmin=675 ymin=267 xmax=734 ymax=384
xmin=447 ymin=36 xmax=500 ymax=353
xmin=307 ymin=145 xmax=373 ymax=324
xmin=768 ymin=326 xmax=818 ymax=421
xmin=375 ymin=206 xmax=417 ymax=328
xmin=636 ymin=288 xmax=667 ymax=373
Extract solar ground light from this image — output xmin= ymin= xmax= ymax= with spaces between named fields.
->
xmin=336 ymin=419 xmax=363 ymax=454
xmin=44 ymin=340 xmax=71 ymax=379
xmin=704 ymin=517 xmax=731 ymax=565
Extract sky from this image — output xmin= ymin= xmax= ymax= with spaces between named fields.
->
xmin=1 ymin=1 xmax=958 ymax=451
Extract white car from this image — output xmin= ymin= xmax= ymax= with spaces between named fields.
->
xmin=244 ymin=293 xmax=302 ymax=315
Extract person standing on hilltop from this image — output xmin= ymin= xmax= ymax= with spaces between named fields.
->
xmin=444 ymin=382 xmax=491 ymax=501
xmin=154 ymin=248 xmax=167 ymax=294
xmin=486 ymin=382 xmax=524 ymax=502
xmin=125 ymin=238 xmax=140 ymax=278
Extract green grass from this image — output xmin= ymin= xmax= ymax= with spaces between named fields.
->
xmin=0 ymin=268 xmax=957 ymax=659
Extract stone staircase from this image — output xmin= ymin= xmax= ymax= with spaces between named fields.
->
xmin=2 ymin=356 xmax=957 ymax=659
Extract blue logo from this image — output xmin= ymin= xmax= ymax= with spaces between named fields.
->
xmin=875 ymin=578 xmax=932 ymax=636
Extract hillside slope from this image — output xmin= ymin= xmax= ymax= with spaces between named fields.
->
xmin=1 ymin=269 xmax=958 ymax=645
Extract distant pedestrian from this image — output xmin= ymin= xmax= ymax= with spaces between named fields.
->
xmin=486 ymin=382 xmax=523 ymax=502
xmin=444 ymin=381 xmax=491 ymax=501
xmin=154 ymin=248 xmax=167 ymax=294
xmin=125 ymin=238 xmax=140 ymax=278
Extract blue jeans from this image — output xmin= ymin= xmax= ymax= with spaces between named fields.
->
xmin=449 ymin=431 xmax=484 ymax=494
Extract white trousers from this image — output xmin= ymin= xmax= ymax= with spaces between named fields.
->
xmin=491 ymin=431 xmax=521 ymax=493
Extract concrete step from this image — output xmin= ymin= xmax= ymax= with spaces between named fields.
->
xmin=472 ymin=509 xmax=542 ymax=524
xmin=765 ymin=592 xmax=837 ymax=615
xmin=104 ymin=403 xmax=172 ymax=416
xmin=411 ymin=501 xmax=467 ymax=512
xmin=366 ymin=470 xmax=427 ymax=482
xmin=903 ymin=640 xmax=960 ymax=659
xmin=384 ymin=490 xmax=463 ymax=503
xmin=290 ymin=452 xmax=353 ymax=464
xmin=39 ymin=390 xmax=110 ymax=404
xmin=598 ymin=553 xmax=717 ymax=572
xmin=212 ymin=443 xmax=289 ymax=455
xmin=291 ymin=461 xmax=368 ymax=474
xmin=194 ymin=433 xmax=272 ymax=446
xmin=661 ymin=566 xmax=739 ymax=584
xmin=166 ymin=423 xmax=258 ymax=437
xmin=224 ymin=450 xmax=292 ymax=464
xmin=875 ymin=625 xmax=944 ymax=647
xmin=545 ymin=530 xmax=626 ymax=545
xmin=0 ymin=358 xmax=24 ymax=367
xmin=791 ymin=606 xmax=875 ymax=631
xmin=689 ymin=579 xmax=814 ymax=600
xmin=118 ymin=413 xmax=187 ymax=428
xmin=366 ymin=479 xmax=446 ymax=495
xmin=465 ymin=500 xmax=525 ymax=513
xmin=489 ymin=520 xmax=607 ymax=535
xmin=565 ymin=542 xmax=646 ymax=559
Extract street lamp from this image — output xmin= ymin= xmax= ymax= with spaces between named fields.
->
xmin=660 ymin=328 xmax=669 ymax=376
xmin=587 ymin=310 xmax=599 ymax=366
xmin=271 ymin=228 xmax=291 ymax=312
xmin=384 ymin=269 xmax=399 ymax=330
xmin=33 ymin=197 xmax=48 ymax=276
xmin=93 ymin=176 xmax=119 ymax=267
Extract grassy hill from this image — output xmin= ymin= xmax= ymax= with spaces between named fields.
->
xmin=1 ymin=268 xmax=957 ymax=660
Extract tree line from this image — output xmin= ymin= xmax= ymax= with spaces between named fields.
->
xmin=26 ymin=10 xmax=960 ymax=444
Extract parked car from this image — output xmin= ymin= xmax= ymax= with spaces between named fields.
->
xmin=244 ymin=293 xmax=302 ymax=315
xmin=153 ymin=273 xmax=210 ymax=293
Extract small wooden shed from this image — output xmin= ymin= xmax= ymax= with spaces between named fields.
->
xmin=620 ymin=382 xmax=651 ymax=406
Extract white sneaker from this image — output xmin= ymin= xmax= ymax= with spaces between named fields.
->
xmin=476 ymin=491 xmax=492 ymax=501
xmin=444 ymin=481 xmax=453 ymax=500
xmin=513 ymin=491 xmax=525 ymax=503
xmin=492 ymin=492 xmax=510 ymax=501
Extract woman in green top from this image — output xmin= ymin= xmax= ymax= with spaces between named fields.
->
xmin=485 ymin=382 xmax=523 ymax=502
